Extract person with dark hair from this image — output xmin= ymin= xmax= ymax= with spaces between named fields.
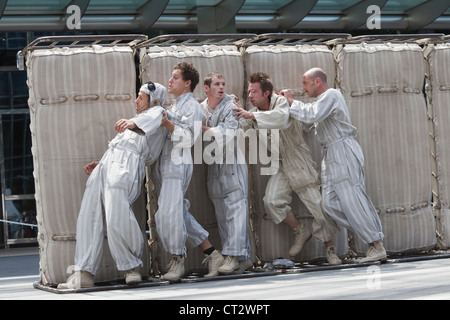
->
xmin=201 ymin=72 xmax=252 ymax=274
xmin=154 ymin=62 xmax=223 ymax=281
xmin=281 ymin=67 xmax=386 ymax=262
xmin=233 ymin=72 xmax=342 ymax=265
xmin=58 ymin=82 xmax=168 ymax=289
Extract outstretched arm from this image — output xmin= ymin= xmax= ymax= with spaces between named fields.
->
xmin=278 ymin=89 xmax=294 ymax=106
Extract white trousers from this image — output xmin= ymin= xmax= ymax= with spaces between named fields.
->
xmin=74 ymin=148 xmax=145 ymax=275
xmin=154 ymin=153 xmax=209 ymax=256
xmin=263 ymin=164 xmax=339 ymax=243
xmin=321 ymin=139 xmax=384 ymax=244
xmin=207 ymin=163 xmax=250 ymax=260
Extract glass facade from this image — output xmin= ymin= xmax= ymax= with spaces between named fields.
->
xmin=0 ymin=0 xmax=448 ymax=32
xmin=0 ymin=32 xmax=37 ymax=247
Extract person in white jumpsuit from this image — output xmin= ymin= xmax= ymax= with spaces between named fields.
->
xmin=234 ymin=72 xmax=342 ymax=265
xmin=200 ymin=72 xmax=252 ymax=274
xmin=155 ymin=62 xmax=224 ymax=281
xmin=58 ymin=82 xmax=168 ymax=289
xmin=281 ymin=67 xmax=387 ymax=262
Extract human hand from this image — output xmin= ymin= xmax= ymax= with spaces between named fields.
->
xmin=115 ymin=119 xmax=136 ymax=133
xmin=83 ymin=161 xmax=99 ymax=175
xmin=278 ymin=89 xmax=293 ymax=106
xmin=161 ymin=111 xmax=174 ymax=133
xmin=232 ymin=107 xmax=255 ymax=120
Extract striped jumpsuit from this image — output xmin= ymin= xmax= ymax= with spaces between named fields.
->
xmin=240 ymin=93 xmax=339 ymax=243
xmin=201 ymin=94 xmax=251 ymax=260
xmin=74 ymin=106 xmax=167 ymax=275
xmin=289 ymin=88 xmax=384 ymax=243
xmin=153 ymin=92 xmax=209 ymax=257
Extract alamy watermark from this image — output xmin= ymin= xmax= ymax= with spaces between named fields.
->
xmin=366 ymin=265 xmax=381 ymax=289
xmin=66 ymin=4 xmax=381 ymax=31
xmin=171 ymin=121 xmax=280 ymax=176
xmin=366 ymin=5 xmax=381 ymax=30
xmin=66 ymin=5 xmax=82 ymax=30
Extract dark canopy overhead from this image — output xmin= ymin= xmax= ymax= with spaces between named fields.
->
xmin=0 ymin=0 xmax=449 ymax=33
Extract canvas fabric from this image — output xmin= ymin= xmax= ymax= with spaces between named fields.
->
xmin=336 ymin=43 xmax=436 ymax=253
xmin=425 ymin=43 xmax=450 ymax=249
xmin=27 ymin=46 xmax=149 ymax=285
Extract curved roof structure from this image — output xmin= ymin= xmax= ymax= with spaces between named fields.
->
xmin=0 ymin=0 xmax=449 ymax=33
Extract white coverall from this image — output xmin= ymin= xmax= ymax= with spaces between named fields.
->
xmin=240 ymin=93 xmax=339 ymax=242
xmin=289 ymin=88 xmax=384 ymax=244
xmin=74 ymin=89 xmax=167 ymax=275
xmin=154 ymin=92 xmax=209 ymax=257
xmin=201 ymin=93 xmax=251 ymax=260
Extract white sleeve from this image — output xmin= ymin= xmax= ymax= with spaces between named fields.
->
xmin=132 ymin=106 xmax=163 ymax=135
xmin=253 ymin=97 xmax=290 ymax=130
xmin=289 ymin=90 xmax=336 ymax=124
xmin=210 ymin=105 xmax=238 ymax=138
xmin=171 ymin=101 xmax=203 ymax=148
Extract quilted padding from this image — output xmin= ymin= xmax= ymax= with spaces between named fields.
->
xmin=336 ymin=43 xmax=436 ymax=254
xmin=27 ymin=46 xmax=149 ymax=285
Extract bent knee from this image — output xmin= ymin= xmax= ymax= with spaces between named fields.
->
xmin=263 ymin=196 xmax=290 ymax=224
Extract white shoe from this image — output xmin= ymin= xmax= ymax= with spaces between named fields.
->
xmin=326 ymin=246 xmax=342 ymax=265
xmin=203 ymin=250 xmax=224 ymax=277
xmin=57 ymin=271 xmax=94 ymax=289
xmin=162 ymin=256 xmax=184 ymax=281
xmin=237 ymin=259 xmax=254 ymax=273
xmin=218 ymin=256 xmax=239 ymax=274
xmin=289 ymin=224 xmax=312 ymax=257
xmin=359 ymin=242 xmax=387 ymax=263
xmin=125 ymin=267 xmax=142 ymax=285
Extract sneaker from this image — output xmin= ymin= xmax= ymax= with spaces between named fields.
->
xmin=203 ymin=249 xmax=224 ymax=277
xmin=162 ymin=256 xmax=185 ymax=281
xmin=289 ymin=224 xmax=312 ymax=257
xmin=218 ymin=256 xmax=239 ymax=274
xmin=359 ymin=242 xmax=387 ymax=263
xmin=326 ymin=246 xmax=342 ymax=265
xmin=237 ymin=259 xmax=254 ymax=274
xmin=57 ymin=270 xmax=94 ymax=289
xmin=125 ymin=267 xmax=142 ymax=285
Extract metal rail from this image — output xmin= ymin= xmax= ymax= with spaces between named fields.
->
xmin=135 ymin=33 xmax=354 ymax=49
xmin=134 ymin=33 xmax=257 ymax=49
xmin=327 ymin=33 xmax=446 ymax=45
xmin=247 ymin=32 xmax=352 ymax=46
xmin=16 ymin=34 xmax=148 ymax=70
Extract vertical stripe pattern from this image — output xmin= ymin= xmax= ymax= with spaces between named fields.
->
xmin=28 ymin=46 xmax=144 ymax=285
xmin=427 ymin=43 xmax=450 ymax=248
xmin=336 ymin=43 xmax=436 ymax=254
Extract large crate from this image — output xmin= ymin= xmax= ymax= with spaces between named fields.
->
xmin=25 ymin=36 xmax=149 ymax=285
xmin=425 ymin=40 xmax=450 ymax=249
xmin=335 ymin=40 xmax=436 ymax=254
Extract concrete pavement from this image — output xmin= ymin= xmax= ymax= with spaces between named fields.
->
xmin=1 ymin=246 xmax=450 ymax=301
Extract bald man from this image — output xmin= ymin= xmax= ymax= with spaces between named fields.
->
xmin=281 ymin=68 xmax=387 ymax=263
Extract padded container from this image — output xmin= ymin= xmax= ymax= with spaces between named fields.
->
xmin=27 ymin=45 xmax=149 ymax=285
xmin=336 ymin=42 xmax=436 ymax=254
xmin=425 ymin=42 xmax=450 ymax=249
